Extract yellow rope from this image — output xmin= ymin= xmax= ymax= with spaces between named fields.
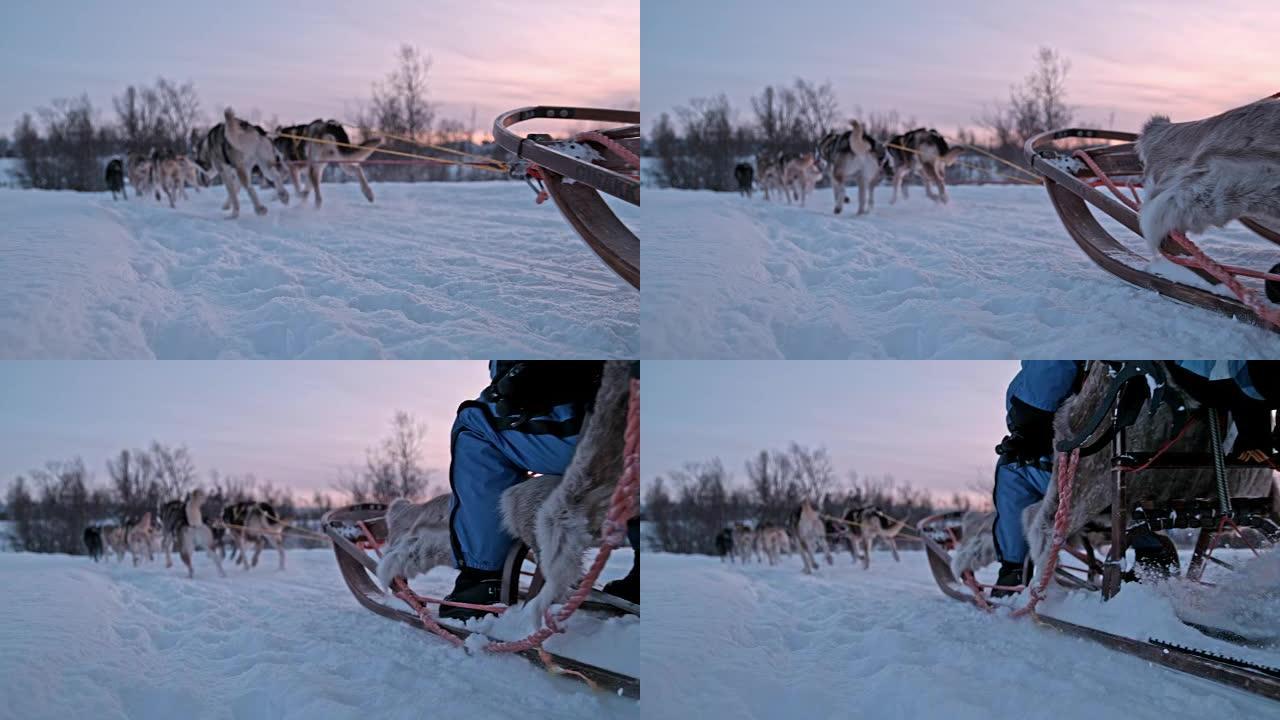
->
xmin=350 ymin=125 xmax=507 ymax=169
xmin=885 ymin=141 xmax=1041 ymax=186
xmin=275 ymin=132 xmax=508 ymax=174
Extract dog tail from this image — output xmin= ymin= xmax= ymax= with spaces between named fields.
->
xmin=942 ymin=146 xmax=965 ymax=167
xmin=338 ymin=135 xmax=384 ymax=160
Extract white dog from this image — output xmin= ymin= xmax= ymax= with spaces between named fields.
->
xmin=817 ymin=121 xmax=882 ymax=215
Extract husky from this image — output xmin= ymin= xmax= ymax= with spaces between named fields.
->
xmin=757 ymin=524 xmax=793 ymax=566
xmin=792 ymin=499 xmax=832 ymax=573
xmin=375 ymin=361 xmax=636 ymax=621
xmin=781 ymin=153 xmax=820 ymax=206
xmin=1137 ymin=97 xmax=1280 ymax=257
xmin=755 ymin=152 xmax=786 ymax=202
xmin=734 ymin=162 xmax=754 ymax=198
xmin=850 ymin=506 xmax=907 ymax=569
xmin=817 ymin=121 xmax=882 ymax=215
xmin=126 ymin=151 xmax=154 ymax=199
xmin=105 ymin=159 xmax=126 ymax=200
xmin=714 ymin=527 xmax=735 ymax=561
xmin=273 ymin=120 xmax=382 ymax=208
xmin=883 ymin=128 xmax=964 ymax=205
xmin=106 ymin=513 xmax=155 ymax=566
xmin=732 ymin=522 xmax=760 ymax=563
xmin=190 ymin=108 xmax=290 ymax=218
xmin=83 ymin=526 xmax=104 ymax=561
xmin=164 ymin=489 xmax=226 ymax=579
xmin=222 ymin=500 xmax=286 ymax=571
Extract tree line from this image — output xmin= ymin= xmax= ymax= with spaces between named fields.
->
xmin=1 ymin=411 xmax=439 ymax=555
xmin=5 ymin=44 xmax=508 ymax=192
xmin=646 ymin=47 xmax=1074 ymax=191
xmin=643 ymin=443 xmax=985 ymax=555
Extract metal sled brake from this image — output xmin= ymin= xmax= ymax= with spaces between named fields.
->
xmin=322 ymin=503 xmax=639 ymax=698
xmin=494 ymin=107 xmax=640 ymax=289
xmin=1025 ymin=128 xmax=1280 ymax=330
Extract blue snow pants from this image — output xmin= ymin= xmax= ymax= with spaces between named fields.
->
xmin=448 ymin=402 xmax=581 ymax=571
xmin=992 ymin=460 xmax=1052 ymax=565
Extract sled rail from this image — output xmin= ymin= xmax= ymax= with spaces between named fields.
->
xmin=494 ymin=106 xmax=640 ymax=288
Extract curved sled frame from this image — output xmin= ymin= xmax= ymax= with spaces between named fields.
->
xmin=495 ymin=107 xmax=640 ymax=289
xmin=1025 ymin=128 xmax=1280 ymax=329
xmin=321 ymin=503 xmax=639 ymax=699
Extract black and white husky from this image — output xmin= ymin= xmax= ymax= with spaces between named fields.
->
xmin=883 ymin=128 xmax=963 ymax=204
xmin=273 ymin=120 xmax=382 ymax=208
xmin=1137 ymin=97 xmax=1280 ymax=256
xmin=817 ymin=121 xmax=882 ymax=215
xmin=222 ymin=500 xmax=286 ymax=571
xmin=190 ymin=108 xmax=291 ymax=218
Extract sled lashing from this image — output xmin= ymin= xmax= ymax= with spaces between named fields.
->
xmin=1025 ymin=128 xmax=1280 ymax=330
xmin=322 ymin=503 xmax=639 ymax=699
xmin=495 ymin=107 xmax=639 ymax=289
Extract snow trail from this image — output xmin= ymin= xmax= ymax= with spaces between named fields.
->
xmin=644 ymin=550 xmax=1279 ymax=719
xmin=641 ymin=186 xmax=1280 ymax=358
xmin=0 ymin=183 xmax=637 ymax=359
xmin=0 ymin=548 xmax=637 ymax=720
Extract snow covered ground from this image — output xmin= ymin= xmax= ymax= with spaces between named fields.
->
xmin=0 ymin=182 xmax=637 ymax=359
xmin=644 ymin=548 xmax=1279 ymax=720
xmin=0 ymin=548 xmax=637 ymax=720
xmin=641 ymin=186 xmax=1280 ymax=358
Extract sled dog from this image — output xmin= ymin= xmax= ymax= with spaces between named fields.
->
xmin=105 ymin=159 xmax=126 ymax=200
xmin=757 ymin=524 xmax=793 ymax=565
xmin=883 ymin=128 xmax=963 ymax=205
xmin=1137 ymin=97 xmax=1280 ymax=257
xmin=793 ymin=499 xmax=832 ymax=573
xmin=83 ymin=526 xmax=105 ymax=561
xmin=222 ymin=500 xmax=286 ymax=571
xmin=190 ymin=109 xmax=290 ymax=218
xmin=816 ymin=121 xmax=882 ymax=215
xmin=850 ymin=506 xmax=907 ymax=569
xmin=734 ymin=162 xmax=754 ymax=198
xmin=273 ymin=120 xmax=382 ymax=208
xmin=715 ymin=526 xmax=735 ymax=561
xmin=781 ymin=153 xmax=820 ymax=206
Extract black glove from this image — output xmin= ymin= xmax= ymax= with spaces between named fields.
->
xmin=998 ymin=397 xmax=1055 ymax=466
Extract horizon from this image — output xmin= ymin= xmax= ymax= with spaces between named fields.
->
xmin=642 ymin=361 xmax=1020 ymax=506
xmin=641 ymin=0 xmax=1278 ymax=140
xmin=0 ymin=0 xmax=639 ymax=140
xmin=0 ymin=361 xmax=491 ymax=503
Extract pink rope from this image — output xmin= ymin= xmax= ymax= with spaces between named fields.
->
xmin=575 ymin=131 xmax=639 ymax=170
xmin=486 ymin=377 xmax=640 ymax=655
xmin=1074 ymin=148 xmax=1280 ymax=329
xmin=1014 ymin=447 xmax=1079 ymax=618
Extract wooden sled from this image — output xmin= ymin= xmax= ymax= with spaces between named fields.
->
xmin=494 ymin=107 xmax=640 ymax=289
xmin=1025 ymin=128 xmax=1280 ymax=330
xmin=322 ymin=503 xmax=639 ymax=698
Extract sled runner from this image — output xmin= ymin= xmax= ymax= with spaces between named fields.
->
xmin=1025 ymin=128 xmax=1280 ymax=330
xmin=323 ymin=503 xmax=640 ymax=698
xmin=494 ymin=107 xmax=640 ymax=289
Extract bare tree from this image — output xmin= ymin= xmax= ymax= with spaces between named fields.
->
xmin=334 ymin=411 xmax=435 ymax=503
xmin=978 ymin=47 xmax=1073 ymax=160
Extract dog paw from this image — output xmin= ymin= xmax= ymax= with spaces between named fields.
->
xmin=254 ymin=205 xmax=268 ymax=216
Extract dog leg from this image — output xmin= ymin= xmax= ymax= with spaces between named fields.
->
xmin=181 ymin=531 xmax=195 ymax=579
xmin=822 ymin=538 xmax=833 ymax=566
xmin=221 ymin=168 xmax=241 ymax=218
xmin=343 ymin=164 xmax=375 ymax=203
xmin=308 ymin=164 xmax=323 ymax=208
xmin=857 ymin=181 xmax=869 ymax=215
xmin=831 ymin=173 xmax=845 ymax=215
xmin=889 ymin=537 xmax=900 ymax=562
xmin=236 ymin=165 xmax=268 ymax=216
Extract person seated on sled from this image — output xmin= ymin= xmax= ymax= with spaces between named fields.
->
xmin=433 ymin=361 xmax=639 ymax=621
xmin=989 ymin=361 xmax=1084 ymax=597
xmin=1169 ymin=361 xmax=1280 ymax=463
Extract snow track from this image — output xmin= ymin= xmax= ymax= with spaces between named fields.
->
xmin=641 ymin=186 xmax=1280 ymax=358
xmin=0 ymin=549 xmax=637 ymax=720
xmin=644 ymin=550 xmax=1279 ymax=720
xmin=0 ymin=183 xmax=637 ymax=359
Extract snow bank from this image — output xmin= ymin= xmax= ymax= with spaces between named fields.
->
xmin=0 ymin=183 xmax=637 ymax=359
xmin=0 ymin=548 xmax=637 ymax=720
xmin=643 ymin=550 xmax=1278 ymax=719
xmin=641 ymin=186 xmax=1280 ymax=358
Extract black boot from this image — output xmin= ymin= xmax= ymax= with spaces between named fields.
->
xmin=603 ymin=516 xmax=640 ymax=605
xmin=602 ymin=566 xmax=639 ymax=605
xmin=1124 ymin=530 xmax=1180 ymax=583
xmin=991 ymin=560 xmax=1026 ymax=598
xmin=439 ymin=567 xmax=503 ymax=621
